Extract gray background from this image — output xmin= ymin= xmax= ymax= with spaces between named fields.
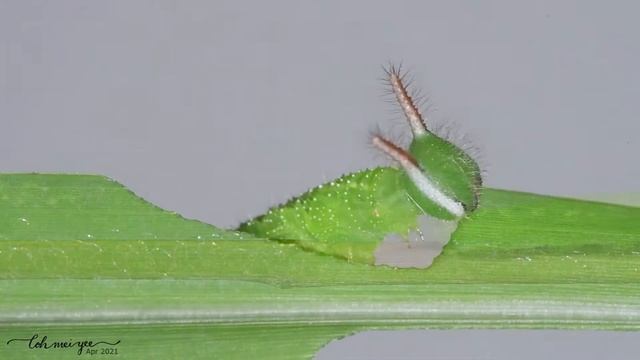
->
xmin=2 ymin=1 xmax=639 ymax=359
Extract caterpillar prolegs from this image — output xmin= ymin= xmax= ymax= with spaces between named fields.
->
xmin=238 ymin=67 xmax=482 ymax=266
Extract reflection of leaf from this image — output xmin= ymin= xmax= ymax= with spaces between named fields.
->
xmin=1 ymin=174 xmax=640 ymax=359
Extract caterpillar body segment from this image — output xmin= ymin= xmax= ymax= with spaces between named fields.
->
xmin=238 ymin=67 xmax=482 ymax=264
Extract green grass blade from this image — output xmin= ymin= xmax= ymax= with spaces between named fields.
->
xmin=1 ymin=174 xmax=639 ymax=359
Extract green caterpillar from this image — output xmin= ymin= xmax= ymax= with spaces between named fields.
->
xmin=239 ymin=67 xmax=482 ymax=264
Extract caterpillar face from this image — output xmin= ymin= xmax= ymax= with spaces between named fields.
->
xmin=238 ymin=66 xmax=483 ymax=264
xmin=373 ymin=67 xmax=481 ymax=220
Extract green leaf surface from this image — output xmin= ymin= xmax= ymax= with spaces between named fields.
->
xmin=1 ymin=174 xmax=639 ymax=359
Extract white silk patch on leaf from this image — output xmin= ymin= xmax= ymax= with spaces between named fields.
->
xmin=373 ymin=215 xmax=458 ymax=268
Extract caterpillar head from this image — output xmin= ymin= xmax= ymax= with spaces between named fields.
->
xmin=373 ymin=67 xmax=482 ymax=220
